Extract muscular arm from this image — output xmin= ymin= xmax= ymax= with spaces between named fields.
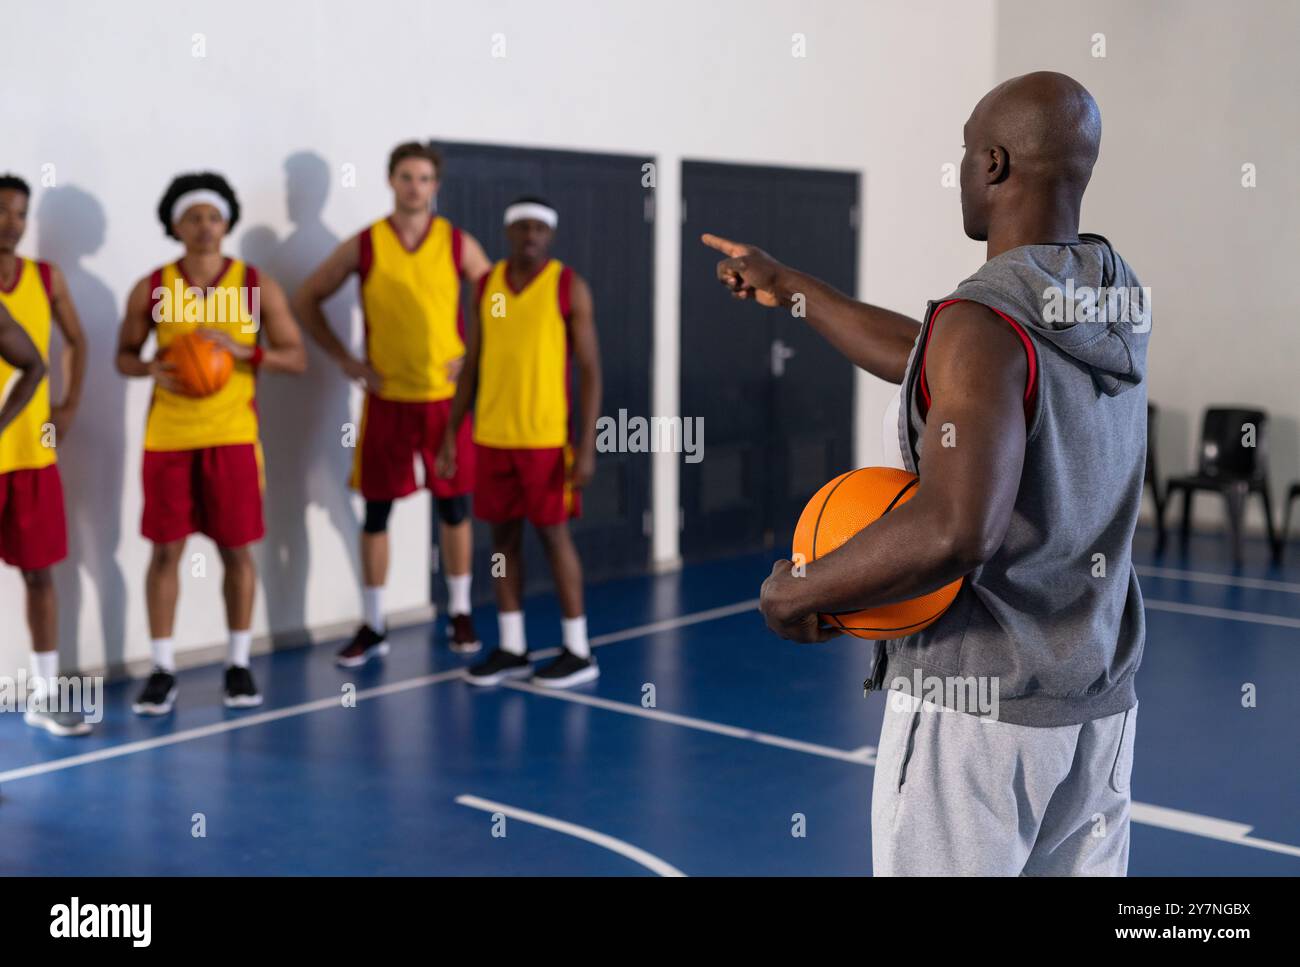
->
xmin=47 ymin=263 xmax=87 ymax=426
xmin=702 ymin=233 xmax=921 ymax=384
xmin=292 ymin=234 xmax=362 ymax=368
xmin=761 ymin=301 xmax=1027 ymax=639
xmin=567 ymin=273 xmax=602 ymax=487
xmin=458 ymin=230 xmax=492 ymax=285
xmin=251 ymin=274 xmax=307 ymax=373
xmin=444 ymin=281 xmax=481 ymax=441
xmin=0 ymin=303 xmax=46 ymax=435
xmin=115 ymin=276 xmax=156 ymax=378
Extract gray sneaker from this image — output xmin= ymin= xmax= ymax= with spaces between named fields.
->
xmin=24 ymin=707 xmax=92 ymax=737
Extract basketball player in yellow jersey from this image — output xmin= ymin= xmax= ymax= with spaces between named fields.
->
xmin=440 ymin=197 xmax=603 ymax=689
xmin=116 ymin=173 xmax=306 ymax=714
xmin=0 ymin=173 xmax=91 ymax=736
xmin=294 ymin=142 xmax=492 ymax=667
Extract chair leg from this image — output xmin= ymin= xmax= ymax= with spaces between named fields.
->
xmin=1179 ymin=486 xmax=1193 ymax=549
xmin=1154 ymin=490 xmax=1168 ymax=556
xmin=1224 ymin=483 xmax=1247 ymax=567
xmin=1259 ymin=483 xmax=1281 ymax=566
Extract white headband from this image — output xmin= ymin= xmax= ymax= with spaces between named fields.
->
xmin=504 ymin=202 xmax=557 ymax=228
xmin=171 ymin=189 xmax=231 ymax=226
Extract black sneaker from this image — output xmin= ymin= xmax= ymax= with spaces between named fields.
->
xmin=223 ymin=665 xmax=263 ymax=709
xmin=532 ymin=650 xmax=599 ymax=689
xmin=448 ymin=613 xmax=482 ymax=654
xmin=337 ymin=624 xmax=389 ymax=668
xmin=132 ymin=669 xmax=178 ymax=716
xmin=464 ymin=648 xmax=532 ymax=687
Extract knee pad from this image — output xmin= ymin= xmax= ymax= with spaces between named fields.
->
xmin=363 ymin=499 xmax=394 ymax=534
xmin=436 ymin=495 xmax=469 ymax=526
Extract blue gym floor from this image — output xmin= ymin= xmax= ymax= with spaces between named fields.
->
xmin=2 ymin=527 xmax=1297 ymax=876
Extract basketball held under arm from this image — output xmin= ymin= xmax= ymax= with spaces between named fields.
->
xmin=763 ymin=301 xmax=1027 ymax=624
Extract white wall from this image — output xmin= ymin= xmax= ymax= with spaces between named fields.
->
xmin=0 ymin=0 xmax=996 ymax=675
xmin=997 ymin=0 xmax=1300 ymax=534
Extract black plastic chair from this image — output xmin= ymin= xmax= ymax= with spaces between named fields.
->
xmin=1144 ymin=403 xmax=1167 ymax=554
xmin=1164 ymin=407 xmax=1280 ymax=566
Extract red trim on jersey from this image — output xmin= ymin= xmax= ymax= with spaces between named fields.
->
xmin=452 ymin=226 xmax=463 ymax=275
xmin=475 ymin=271 xmax=491 ymax=304
xmin=37 ymin=261 xmax=54 ymax=299
xmin=386 ymin=214 xmax=435 ymax=254
xmin=357 ymin=228 xmax=373 ymax=284
xmin=558 ymin=265 xmax=574 ymax=321
xmin=244 ymin=263 xmax=261 ymax=344
xmin=0 ymin=257 xmax=23 ymax=294
xmin=918 ymin=298 xmax=1038 ymax=421
xmin=176 ymin=256 xmax=232 ymax=290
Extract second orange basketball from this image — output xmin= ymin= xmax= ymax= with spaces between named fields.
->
xmin=164 ymin=330 xmax=234 ymax=397
xmin=792 ymin=467 xmax=963 ymax=640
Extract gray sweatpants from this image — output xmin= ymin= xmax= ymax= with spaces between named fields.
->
xmin=871 ymin=690 xmax=1137 ymax=876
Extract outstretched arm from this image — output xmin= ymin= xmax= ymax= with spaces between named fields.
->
xmin=702 ymin=233 xmax=921 ymax=384
xmin=0 ymin=303 xmax=46 ymax=436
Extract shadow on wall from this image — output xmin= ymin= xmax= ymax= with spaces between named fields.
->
xmin=37 ymin=185 xmax=129 ymax=675
xmin=240 ymin=151 xmax=361 ymax=642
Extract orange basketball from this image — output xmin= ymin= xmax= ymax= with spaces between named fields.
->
xmin=792 ymin=467 xmax=962 ymax=640
xmin=164 ymin=331 xmax=234 ymax=398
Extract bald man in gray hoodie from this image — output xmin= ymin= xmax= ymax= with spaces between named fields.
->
xmin=705 ymin=71 xmax=1148 ymax=876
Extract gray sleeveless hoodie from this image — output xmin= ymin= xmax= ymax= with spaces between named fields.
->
xmin=875 ymin=234 xmax=1150 ymax=727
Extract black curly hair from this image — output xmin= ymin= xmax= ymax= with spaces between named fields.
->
xmin=0 ymin=173 xmax=31 ymax=198
xmin=157 ymin=172 xmax=240 ymax=239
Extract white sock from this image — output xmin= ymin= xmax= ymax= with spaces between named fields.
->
xmin=498 ymin=611 xmax=526 ymax=656
xmin=363 ymin=586 xmax=385 ymax=633
xmin=447 ymin=573 xmax=472 ymax=617
xmin=228 ymin=629 xmax=252 ymax=669
xmin=151 ymin=637 xmax=176 ymax=673
xmin=31 ymin=650 xmax=58 ymax=701
xmin=562 ymin=615 xmax=590 ymax=659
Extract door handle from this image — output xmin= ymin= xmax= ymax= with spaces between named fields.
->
xmin=771 ymin=338 xmax=796 ymax=377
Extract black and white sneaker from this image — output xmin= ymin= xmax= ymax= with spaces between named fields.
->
xmin=447 ymin=613 xmax=482 ymax=654
xmin=132 ymin=669 xmax=178 ymax=716
xmin=223 ymin=665 xmax=263 ymax=708
xmin=337 ymin=624 xmax=389 ymax=668
xmin=532 ymin=650 xmax=599 ymax=689
xmin=464 ymin=648 xmax=532 ymax=687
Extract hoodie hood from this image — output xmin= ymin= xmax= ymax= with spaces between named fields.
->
xmin=948 ymin=233 xmax=1149 ymax=396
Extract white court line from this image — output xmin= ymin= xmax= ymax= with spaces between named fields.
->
xmin=1131 ymin=803 xmax=1300 ymax=858
xmin=0 ymin=668 xmax=467 ymax=784
xmin=0 ymin=603 xmax=757 ymax=786
xmin=1137 ymin=565 xmax=1300 ymax=595
xmin=1144 ymin=598 xmax=1300 ymax=630
xmin=2 ymin=594 xmax=1296 ymax=861
xmin=505 ymin=679 xmax=1300 ymax=859
xmin=501 ymin=680 xmax=877 ymax=765
xmin=455 ymin=794 xmax=686 ymax=877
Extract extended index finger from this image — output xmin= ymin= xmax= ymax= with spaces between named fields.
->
xmin=700 ymin=233 xmax=748 ymax=258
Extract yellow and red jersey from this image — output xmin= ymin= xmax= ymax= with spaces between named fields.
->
xmin=144 ymin=257 xmax=261 ymax=452
xmin=359 ymin=215 xmax=465 ymax=403
xmin=0 ymin=257 xmax=57 ymax=474
xmin=473 ymin=259 xmax=574 ymax=449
